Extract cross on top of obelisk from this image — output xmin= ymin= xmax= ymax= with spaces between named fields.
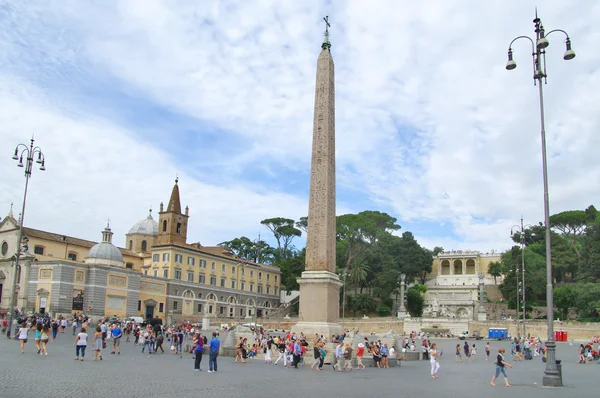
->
xmin=322 ymin=16 xmax=331 ymax=51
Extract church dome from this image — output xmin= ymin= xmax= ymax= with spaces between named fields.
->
xmin=128 ymin=210 xmax=158 ymax=236
xmin=86 ymin=224 xmax=124 ymax=267
xmin=88 ymin=242 xmax=123 ymax=262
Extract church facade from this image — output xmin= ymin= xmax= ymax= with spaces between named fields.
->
xmin=0 ymin=180 xmax=280 ymax=323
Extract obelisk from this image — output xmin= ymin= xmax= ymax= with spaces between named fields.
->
xmin=293 ymin=16 xmax=343 ymax=337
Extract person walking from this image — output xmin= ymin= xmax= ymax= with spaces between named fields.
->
xmin=39 ymin=325 xmax=51 ymax=356
xmin=92 ymin=326 xmax=104 ymax=361
xmin=463 ymin=341 xmax=470 ymax=363
xmin=34 ymin=323 xmax=42 ymax=354
xmin=430 ymin=343 xmax=440 ymax=379
xmin=344 ymin=342 xmax=354 ymax=371
xmin=455 ymin=344 xmax=463 ymax=363
xmin=144 ymin=330 xmax=155 ymax=354
xmin=73 ymin=327 xmax=88 ymax=361
xmin=274 ymin=340 xmax=287 ymax=367
xmin=208 ymin=332 xmax=220 ymax=373
xmin=311 ymin=341 xmax=321 ymax=370
xmin=111 ymin=323 xmax=122 ymax=355
xmin=292 ymin=339 xmax=302 ymax=369
xmin=333 ymin=341 xmax=344 ymax=371
xmin=72 ymin=318 xmax=78 ymax=336
xmin=155 ymin=332 xmax=165 ymax=353
xmin=485 ymin=342 xmax=491 ymax=361
xmin=17 ymin=322 xmax=29 ymax=354
xmin=193 ymin=333 xmax=204 ymax=371
xmin=490 ymin=348 xmax=512 ymax=387
xmin=471 ymin=344 xmax=477 ymax=361
xmin=51 ymin=319 xmax=59 ymax=340
xmin=356 ymin=342 xmax=366 ymax=370
xmin=264 ymin=340 xmax=273 ymax=364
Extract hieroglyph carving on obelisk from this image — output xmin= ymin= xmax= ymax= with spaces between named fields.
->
xmin=305 ymin=16 xmax=336 ymax=274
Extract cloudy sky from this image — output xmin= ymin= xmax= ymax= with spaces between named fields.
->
xmin=0 ymin=0 xmax=598 ymax=254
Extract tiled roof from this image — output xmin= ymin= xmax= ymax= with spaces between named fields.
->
xmin=23 ymin=227 xmax=140 ymax=258
xmin=151 ymin=242 xmax=280 ymax=273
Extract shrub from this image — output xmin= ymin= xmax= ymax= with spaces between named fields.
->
xmin=376 ymin=304 xmax=392 ymax=317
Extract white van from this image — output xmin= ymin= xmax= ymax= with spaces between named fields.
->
xmin=125 ymin=317 xmax=144 ymax=324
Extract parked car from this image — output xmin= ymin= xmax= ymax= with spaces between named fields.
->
xmin=458 ymin=331 xmax=469 ymax=340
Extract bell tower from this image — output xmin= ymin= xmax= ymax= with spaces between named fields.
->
xmin=157 ymin=178 xmax=189 ymax=245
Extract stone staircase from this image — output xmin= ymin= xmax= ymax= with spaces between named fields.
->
xmin=263 ymin=295 xmax=299 ymax=319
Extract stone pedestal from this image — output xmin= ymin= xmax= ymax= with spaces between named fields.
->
xmin=202 ymin=317 xmax=211 ymax=332
xmin=477 ymin=311 xmax=487 ymax=321
xmin=397 ymin=309 xmax=410 ymax=320
xmin=292 ymin=270 xmax=343 ymax=337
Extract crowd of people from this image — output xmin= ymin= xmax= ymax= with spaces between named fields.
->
xmin=7 ymin=313 xmax=600 ymax=385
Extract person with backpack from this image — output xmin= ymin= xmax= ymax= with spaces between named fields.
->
xmin=155 ymin=332 xmax=165 ymax=353
xmin=343 ymin=342 xmax=354 ymax=371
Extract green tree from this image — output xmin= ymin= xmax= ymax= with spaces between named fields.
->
xmin=406 ymin=286 xmax=425 ymax=317
xmin=572 ymin=283 xmax=600 ymax=318
xmin=554 ymin=285 xmax=576 ymax=320
xmin=352 ymin=293 xmax=376 ymax=315
xmin=432 ymin=246 xmax=444 ymax=256
xmin=278 ymin=249 xmax=305 ymax=290
xmin=550 ymin=210 xmax=588 ymax=258
xmin=260 ymin=217 xmax=302 ymax=259
xmin=296 ymin=217 xmax=308 ymax=234
xmin=579 ymin=216 xmax=600 ymax=282
xmin=487 ymin=261 xmax=503 ymax=285
xmin=376 ymin=304 xmax=392 ymax=317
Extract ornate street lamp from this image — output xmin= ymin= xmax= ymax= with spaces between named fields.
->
xmin=505 ymin=10 xmax=575 ymax=387
xmin=7 ymin=138 xmax=46 ymax=337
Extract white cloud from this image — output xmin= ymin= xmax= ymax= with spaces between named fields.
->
xmin=0 ymin=0 xmax=598 ymax=253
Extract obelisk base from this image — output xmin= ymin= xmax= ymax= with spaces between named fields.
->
xmin=292 ymin=270 xmax=343 ymax=337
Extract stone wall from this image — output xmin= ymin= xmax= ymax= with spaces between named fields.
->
xmin=259 ymin=318 xmax=600 ymax=341
xmin=468 ymin=320 xmax=600 ymax=340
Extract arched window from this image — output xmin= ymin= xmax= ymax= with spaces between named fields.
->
xmin=128 ymin=240 xmax=133 ymax=250
xmin=162 ymin=220 xmax=167 ymax=232
xmin=183 ymin=290 xmax=195 ymax=299
xmin=141 ymin=240 xmax=147 ymax=251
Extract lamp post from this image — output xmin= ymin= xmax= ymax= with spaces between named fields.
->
xmin=253 ymin=235 xmax=261 ymax=328
xmin=505 ymin=10 xmax=575 ymax=387
xmin=6 ymin=138 xmax=46 ymax=338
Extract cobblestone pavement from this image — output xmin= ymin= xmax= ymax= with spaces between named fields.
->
xmin=0 ymin=332 xmax=596 ymax=398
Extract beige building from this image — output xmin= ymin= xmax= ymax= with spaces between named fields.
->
xmin=422 ymin=250 xmax=502 ymax=320
xmin=0 ymin=180 xmax=281 ymax=323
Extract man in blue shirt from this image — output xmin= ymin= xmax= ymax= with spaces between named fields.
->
xmin=208 ymin=332 xmax=220 ymax=372
xmin=111 ymin=323 xmax=123 ymax=355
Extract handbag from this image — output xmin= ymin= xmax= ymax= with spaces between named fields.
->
xmin=102 ymin=341 xmax=107 ymax=349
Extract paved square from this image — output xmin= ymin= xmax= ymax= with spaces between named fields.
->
xmin=0 ymin=333 xmax=596 ymax=397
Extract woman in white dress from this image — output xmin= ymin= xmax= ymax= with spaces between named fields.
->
xmin=430 ymin=343 xmax=440 ymax=379
xmin=264 ymin=340 xmax=273 ymax=364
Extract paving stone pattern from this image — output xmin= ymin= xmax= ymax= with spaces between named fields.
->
xmin=0 ymin=332 xmax=596 ymax=398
